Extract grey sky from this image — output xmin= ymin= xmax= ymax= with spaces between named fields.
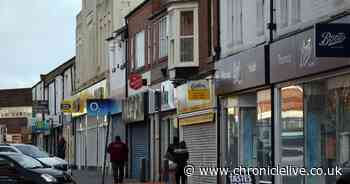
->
xmin=0 ymin=0 xmax=81 ymax=89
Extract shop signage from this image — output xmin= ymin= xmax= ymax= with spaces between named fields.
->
xmin=61 ymin=100 xmax=73 ymax=113
xmin=129 ymin=73 xmax=143 ymax=90
xmin=188 ymin=81 xmax=210 ymax=100
xmin=122 ymin=92 xmax=147 ymax=122
xmin=215 ymin=45 xmax=266 ymax=95
xmin=32 ymin=100 xmax=49 ymax=113
xmin=228 ymin=174 xmax=255 ymax=184
xmin=270 ymin=28 xmax=350 ymax=83
xmin=87 ymin=99 xmax=121 ymax=117
xmin=32 ymin=119 xmax=49 ymax=133
xmin=0 ymin=107 xmax=32 ymax=118
xmin=315 ymin=23 xmax=350 ymax=57
xmin=178 ymin=112 xmax=214 ymax=126
xmin=176 ymin=80 xmax=214 ymax=114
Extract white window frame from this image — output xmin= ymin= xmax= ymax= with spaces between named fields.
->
xmin=159 ymin=17 xmax=168 ymax=58
xmin=167 ymin=2 xmax=199 ymax=69
xmin=220 ymin=0 xmax=269 ymax=57
xmin=135 ymin=31 xmax=145 ymax=69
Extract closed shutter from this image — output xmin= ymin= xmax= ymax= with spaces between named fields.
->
xmin=87 ymin=127 xmax=97 ymax=167
xmin=183 ymin=122 xmax=217 ymax=184
xmin=76 ymin=130 xmax=84 ymax=168
xmin=131 ymin=123 xmax=149 ymax=179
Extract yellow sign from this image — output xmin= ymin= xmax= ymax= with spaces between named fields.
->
xmin=61 ymin=100 xmax=73 ymax=113
xmin=178 ymin=113 xmax=214 ymax=126
xmin=176 ymin=80 xmax=214 ymax=114
xmin=188 ymin=89 xmax=210 ymax=100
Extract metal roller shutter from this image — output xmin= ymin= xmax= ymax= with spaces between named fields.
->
xmin=131 ymin=123 xmax=149 ymax=179
xmin=87 ymin=127 xmax=97 ymax=167
xmin=183 ymin=122 xmax=217 ymax=184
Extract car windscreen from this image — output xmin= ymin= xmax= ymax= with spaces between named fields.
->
xmin=8 ymin=154 xmax=44 ymax=169
xmin=14 ymin=145 xmax=49 ymax=158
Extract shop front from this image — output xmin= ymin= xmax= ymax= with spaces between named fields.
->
xmin=176 ymin=79 xmax=217 ymax=184
xmin=215 ymin=45 xmax=271 ymax=184
xmin=270 ymin=21 xmax=350 ymax=184
xmin=159 ymin=80 xmax=177 ymax=181
xmin=123 ymin=92 xmax=150 ymax=180
xmin=71 ymin=80 xmax=108 ymax=170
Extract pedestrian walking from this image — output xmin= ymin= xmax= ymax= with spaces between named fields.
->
xmin=57 ymin=135 xmax=66 ymax=159
xmin=107 ymin=136 xmax=128 ymax=184
xmin=166 ymin=137 xmax=189 ymax=184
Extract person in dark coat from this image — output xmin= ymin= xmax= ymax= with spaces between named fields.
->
xmin=166 ymin=137 xmax=189 ymax=184
xmin=107 ymin=136 xmax=128 ymax=184
xmin=57 ymin=135 xmax=66 ymax=159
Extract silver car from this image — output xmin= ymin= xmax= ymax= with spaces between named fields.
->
xmin=0 ymin=144 xmax=72 ymax=175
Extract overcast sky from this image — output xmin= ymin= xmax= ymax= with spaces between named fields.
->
xmin=0 ymin=0 xmax=81 ymax=89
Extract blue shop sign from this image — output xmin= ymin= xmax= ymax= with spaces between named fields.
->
xmin=87 ymin=99 xmax=121 ymax=117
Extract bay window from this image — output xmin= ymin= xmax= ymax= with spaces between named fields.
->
xmin=167 ymin=2 xmax=199 ymax=69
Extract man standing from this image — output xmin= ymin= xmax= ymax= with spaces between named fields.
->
xmin=107 ymin=136 xmax=128 ymax=184
xmin=57 ymin=135 xmax=66 ymax=159
xmin=166 ymin=137 xmax=189 ymax=184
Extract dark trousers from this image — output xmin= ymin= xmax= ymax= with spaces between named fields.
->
xmin=112 ymin=161 xmax=125 ymax=183
xmin=175 ymin=165 xmax=187 ymax=184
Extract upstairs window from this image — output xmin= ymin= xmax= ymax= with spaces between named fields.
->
xmin=167 ymin=2 xmax=199 ymax=69
xmin=159 ymin=17 xmax=168 ymax=58
xmin=135 ymin=31 xmax=145 ymax=69
xmin=278 ymin=0 xmax=301 ymax=30
xmin=220 ymin=0 xmax=268 ymax=57
xmin=180 ymin=11 xmax=194 ymax=62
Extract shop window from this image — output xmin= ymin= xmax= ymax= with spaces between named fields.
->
xmin=278 ymin=75 xmax=350 ymax=184
xmin=222 ymin=90 xmax=272 ymax=183
xmin=160 ymin=118 xmax=178 ymax=175
xmin=280 ymin=85 xmax=304 ymax=184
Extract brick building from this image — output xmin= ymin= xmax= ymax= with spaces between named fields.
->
xmin=0 ymin=88 xmax=32 ymax=143
xmin=124 ymin=0 xmax=218 ymax=182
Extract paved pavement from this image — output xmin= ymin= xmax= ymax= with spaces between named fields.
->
xmin=72 ymin=170 xmax=165 ymax=184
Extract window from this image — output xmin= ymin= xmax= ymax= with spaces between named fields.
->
xmin=256 ymin=0 xmax=265 ymax=36
xmin=130 ymin=37 xmax=134 ymax=70
xmin=280 ymin=0 xmax=289 ymax=28
xmin=0 ymin=147 xmax=17 ymax=153
xmin=233 ymin=0 xmax=243 ymax=45
xmin=221 ymin=0 xmax=268 ymax=56
xmin=180 ymin=11 xmax=194 ymax=62
xmin=279 ymin=0 xmax=301 ymax=29
xmin=148 ymin=26 xmax=152 ymax=64
xmin=0 ymin=158 xmax=13 ymax=170
xmin=167 ymin=2 xmax=198 ymax=69
xmin=223 ymin=90 xmax=272 ymax=183
xmin=135 ymin=31 xmax=145 ymax=68
xmin=159 ymin=17 xmax=168 ymax=58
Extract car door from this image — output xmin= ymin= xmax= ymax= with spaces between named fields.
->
xmin=0 ymin=157 xmax=20 ymax=184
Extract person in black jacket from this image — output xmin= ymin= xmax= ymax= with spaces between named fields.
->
xmin=166 ymin=137 xmax=189 ymax=184
xmin=57 ymin=135 xmax=66 ymax=159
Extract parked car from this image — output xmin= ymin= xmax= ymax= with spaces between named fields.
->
xmin=0 ymin=144 xmax=71 ymax=175
xmin=0 ymin=152 xmax=75 ymax=184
